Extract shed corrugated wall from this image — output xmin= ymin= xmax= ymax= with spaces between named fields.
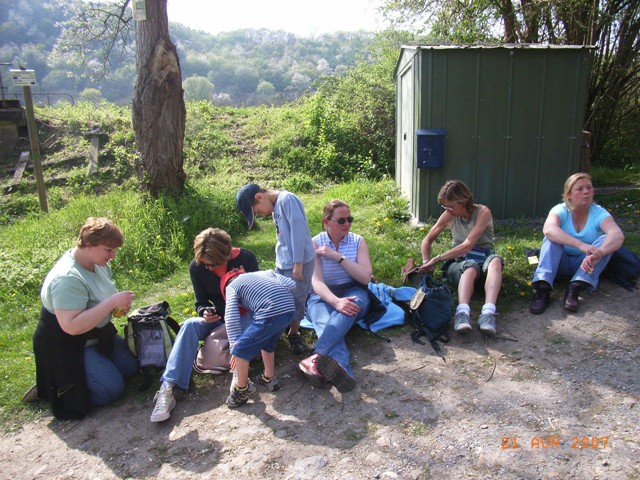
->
xmin=396 ymin=45 xmax=592 ymax=221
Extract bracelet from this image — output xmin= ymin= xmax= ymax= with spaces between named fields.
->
xmin=338 ymin=255 xmax=346 ymax=264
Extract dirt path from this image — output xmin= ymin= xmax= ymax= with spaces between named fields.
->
xmin=3 ymin=281 xmax=639 ymax=479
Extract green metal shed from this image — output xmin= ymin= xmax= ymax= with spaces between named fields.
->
xmin=394 ymin=44 xmax=593 ymax=221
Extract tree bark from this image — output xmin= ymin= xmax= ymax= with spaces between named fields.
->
xmin=132 ymin=0 xmax=186 ymax=195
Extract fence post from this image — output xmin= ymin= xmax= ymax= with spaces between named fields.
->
xmin=23 ymin=85 xmax=48 ymax=213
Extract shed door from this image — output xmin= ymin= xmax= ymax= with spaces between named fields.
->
xmin=399 ymin=65 xmax=414 ymax=202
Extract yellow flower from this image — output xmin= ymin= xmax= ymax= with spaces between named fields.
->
xmin=527 ymin=281 xmax=532 ymax=286
xmin=192 ymin=311 xmax=197 ymax=316
xmin=183 ymin=307 xmax=190 ymax=313
xmin=519 ymin=291 xmax=526 ymax=297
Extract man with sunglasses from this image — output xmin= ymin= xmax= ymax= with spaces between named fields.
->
xmin=150 ymin=228 xmax=258 ymax=422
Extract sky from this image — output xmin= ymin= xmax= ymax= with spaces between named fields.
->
xmin=166 ymin=0 xmax=384 ymax=37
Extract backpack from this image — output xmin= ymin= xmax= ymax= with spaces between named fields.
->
xmin=124 ymin=301 xmax=181 ymax=390
xmin=193 ymin=322 xmax=231 ymax=375
xmin=407 ymin=273 xmax=453 ymax=361
xmin=602 ymin=246 xmax=640 ymax=291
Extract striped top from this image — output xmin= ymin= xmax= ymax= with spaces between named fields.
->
xmin=313 ymin=231 xmax=362 ymax=287
xmin=224 ymin=270 xmax=296 ymax=344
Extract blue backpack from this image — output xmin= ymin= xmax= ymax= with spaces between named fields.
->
xmin=602 ymin=246 xmax=640 ymax=291
xmin=407 ymin=274 xmax=454 ymax=361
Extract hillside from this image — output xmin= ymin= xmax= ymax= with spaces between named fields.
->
xmin=0 ymin=0 xmax=376 ymax=106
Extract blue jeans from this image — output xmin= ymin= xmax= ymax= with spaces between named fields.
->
xmin=161 ymin=314 xmax=252 ymax=390
xmin=231 ymin=312 xmax=293 ymax=361
xmin=533 ymin=234 xmax=613 ymax=290
xmin=306 ymin=286 xmax=370 ymax=377
xmin=84 ymin=334 xmax=138 ymax=406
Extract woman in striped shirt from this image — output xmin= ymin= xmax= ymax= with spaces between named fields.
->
xmin=299 ymin=199 xmax=373 ymax=393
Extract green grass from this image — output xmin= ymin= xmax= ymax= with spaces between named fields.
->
xmin=1 ymin=102 xmax=638 ymax=429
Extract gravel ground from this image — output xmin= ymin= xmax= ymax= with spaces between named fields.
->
xmin=2 ymin=280 xmax=639 ymax=480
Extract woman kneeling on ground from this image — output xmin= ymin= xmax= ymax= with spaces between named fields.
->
xmin=299 ymin=199 xmax=373 ymax=393
xmin=33 ymin=217 xmax=138 ymax=420
xmin=529 ymin=172 xmax=624 ymax=314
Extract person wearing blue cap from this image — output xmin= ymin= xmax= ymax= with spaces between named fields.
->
xmin=236 ymin=184 xmax=315 ymax=355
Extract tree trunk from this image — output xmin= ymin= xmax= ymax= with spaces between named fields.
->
xmin=132 ymin=0 xmax=186 ymax=195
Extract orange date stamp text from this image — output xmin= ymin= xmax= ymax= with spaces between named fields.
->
xmin=501 ymin=436 xmax=609 ymax=449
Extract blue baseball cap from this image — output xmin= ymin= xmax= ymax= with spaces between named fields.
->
xmin=236 ymin=183 xmax=260 ymax=229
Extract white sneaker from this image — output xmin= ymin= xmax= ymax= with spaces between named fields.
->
xmin=150 ymin=387 xmax=176 ymax=423
xmin=453 ymin=311 xmax=472 ymax=332
xmin=477 ymin=312 xmax=497 ymax=336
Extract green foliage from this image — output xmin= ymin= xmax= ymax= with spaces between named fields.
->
xmin=183 ymin=76 xmax=215 ymax=102
xmin=183 ymin=102 xmax=247 ymax=173
xmin=78 ymin=88 xmax=104 ymax=105
xmin=4 ymin=1 xmax=377 ymax=107
xmin=252 ymin=31 xmax=412 ymax=182
xmin=591 ymin=164 xmax=640 ymax=186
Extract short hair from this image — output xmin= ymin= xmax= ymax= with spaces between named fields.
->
xmin=193 ymin=228 xmax=232 ymax=266
xmin=438 ymin=179 xmax=475 ymax=211
xmin=76 ymin=217 xmax=124 ymax=248
xmin=563 ymin=173 xmax=592 ymax=210
xmin=322 ymin=199 xmax=349 ymax=230
xmin=252 ymin=187 xmax=268 ymax=205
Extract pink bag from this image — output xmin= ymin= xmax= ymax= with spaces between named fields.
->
xmin=193 ymin=323 xmax=231 ymax=374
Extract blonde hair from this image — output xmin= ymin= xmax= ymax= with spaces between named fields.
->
xmin=563 ymin=173 xmax=592 ymax=210
xmin=321 ymin=199 xmax=350 ymax=230
xmin=76 ymin=217 xmax=124 ymax=248
xmin=193 ymin=228 xmax=232 ymax=266
xmin=438 ymin=179 xmax=475 ymax=212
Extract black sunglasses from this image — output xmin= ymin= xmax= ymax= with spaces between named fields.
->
xmin=330 ymin=216 xmax=354 ymax=225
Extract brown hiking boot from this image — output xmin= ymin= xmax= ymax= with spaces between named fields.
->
xmin=317 ymin=354 xmax=356 ymax=393
xmin=563 ymin=282 xmax=582 ymax=312
xmin=529 ymin=281 xmax=551 ymax=314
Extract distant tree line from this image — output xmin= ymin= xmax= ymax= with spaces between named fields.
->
xmin=0 ymin=0 xmax=375 ymax=107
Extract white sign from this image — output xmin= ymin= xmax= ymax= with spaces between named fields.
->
xmin=132 ymin=0 xmax=146 ymax=21
xmin=10 ymin=69 xmax=37 ymax=87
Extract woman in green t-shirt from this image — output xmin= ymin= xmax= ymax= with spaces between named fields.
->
xmin=33 ymin=217 xmax=138 ymax=419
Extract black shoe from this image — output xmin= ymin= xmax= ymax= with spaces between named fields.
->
xmin=564 ymin=282 xmax=581 ymax=312
xmin=288 ymin=333 xmax=308 ymax=355
xmin=529 ymin=281 xmax=551 ymax=314
xmin=317 ymin=355 xmax=356 ymax=393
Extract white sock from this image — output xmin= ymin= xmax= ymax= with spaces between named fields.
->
xmin=456 ymin=304 xmax=470 ymax=316
xmin=482 ymin=303 xmax=496 ymax=315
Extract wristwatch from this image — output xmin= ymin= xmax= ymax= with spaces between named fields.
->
xmin=338 ymin=255 xmax=346 ymax=264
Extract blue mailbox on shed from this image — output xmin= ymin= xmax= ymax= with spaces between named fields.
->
xmin=416 ymin=129 xmax=446 ymax=168
xmin=394 ymin=45 xmax=593 ymax=222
